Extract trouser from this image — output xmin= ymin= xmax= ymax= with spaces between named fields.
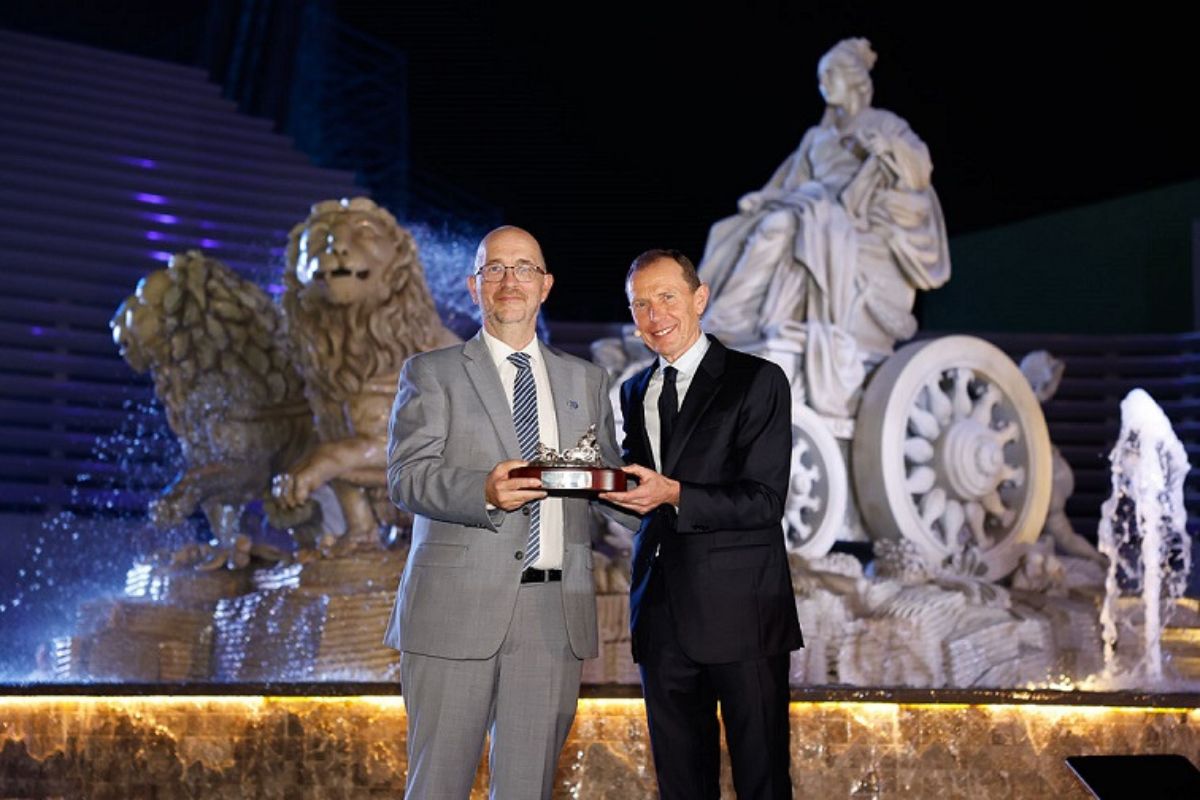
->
xmin=401 ymin=581 xmax=583 ymax=799
xmin=637 ymin=566 xmax=793 ymax=800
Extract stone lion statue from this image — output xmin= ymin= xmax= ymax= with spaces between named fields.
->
xmin=111 ymin=251 xmax=313 ymax=568
xmin=271 ymin=197 xmax=458 ymax=549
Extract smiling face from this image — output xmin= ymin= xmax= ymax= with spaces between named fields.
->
xmin=294 ymin=209 xmax=395 ymax=305
xmin=627 ymin=257 xmax=708 ymax=363
xmin=466 ymin=227 xmax=553 ymax=345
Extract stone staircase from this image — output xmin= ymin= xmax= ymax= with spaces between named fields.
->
xmin=0 ymin=28 xmax=361 ymax=515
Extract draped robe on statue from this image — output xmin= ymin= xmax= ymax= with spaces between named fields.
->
xmin=699 ymin=107 xmax=951 ymax=417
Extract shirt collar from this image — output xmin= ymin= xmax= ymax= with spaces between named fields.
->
xmin=658 ymin=333 xmax=709 ymax=378
xmin=481 ymin=327 xmax=540 ymax=368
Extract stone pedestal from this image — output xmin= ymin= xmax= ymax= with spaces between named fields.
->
xmin=58 ymin=566 xmax=250 ymax=681
xmin=212 ymin=550 xmax=407 ymax=681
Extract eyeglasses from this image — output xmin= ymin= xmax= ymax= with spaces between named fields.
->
xmin=475 ymin=262 xmax=547 ymax=283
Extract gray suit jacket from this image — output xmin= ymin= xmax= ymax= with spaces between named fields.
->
xmin=382 ymin=331 xmax=625 ymax=660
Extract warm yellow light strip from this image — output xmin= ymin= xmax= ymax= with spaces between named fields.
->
xmin=1 ymin=696 xmax=1194 ymax=715
xmin=0 ymin=695 xmax=409 ymax=711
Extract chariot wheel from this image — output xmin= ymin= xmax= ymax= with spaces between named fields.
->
xmin=784 ymin=403 xmax=848 ymax=557
xmin=851 ymin=336 xmax=1051 ymax=580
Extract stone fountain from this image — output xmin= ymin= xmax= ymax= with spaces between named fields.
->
xmin=28 ymin=40 xmax=1198 ymax=695
xmin=589 ymin=37 xmax=1196 ymax=693
xmin=55 ymin=197 xmax=460 ymax=682
xmin=4 ymin=36 xmax=1198 ymax=800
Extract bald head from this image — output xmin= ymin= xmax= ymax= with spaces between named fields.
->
xmin=467 ymin=225 xmax=554 ymax=348
xmin=474 ymin=226 xmax=546 ymax=273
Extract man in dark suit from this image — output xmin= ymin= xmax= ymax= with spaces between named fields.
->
xmin=601 ymin=249 xmax=803 ymax=799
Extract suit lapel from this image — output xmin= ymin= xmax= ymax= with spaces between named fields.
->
xmin=627 ymin=362 xmax=656 ymax=466
xmin=462 ymin=332 xmax=522 ymax=460
xmin=663 ymin=337 xmax=726 ymax=475
xmin=541 ymin=343 xmax=588 ymax=447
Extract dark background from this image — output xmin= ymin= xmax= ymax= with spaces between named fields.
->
xmin=2 ymin=0 xmax=1196 ymax=324
xmin=338 ymin=1 xmax=1200 ymax=323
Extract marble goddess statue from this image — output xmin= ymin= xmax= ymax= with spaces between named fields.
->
xmin=699 ymin=37 xmax=950 ymax=418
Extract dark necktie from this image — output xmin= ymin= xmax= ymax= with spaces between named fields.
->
xmin=507 ymin=352 xmax=541 ymax=567
xmin=658 ymin=365 xmax=678 ymax=471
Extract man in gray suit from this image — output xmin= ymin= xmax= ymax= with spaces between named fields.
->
xmin=384 ymin=226 xmax=628 ymax=798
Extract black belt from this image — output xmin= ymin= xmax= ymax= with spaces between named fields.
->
xmin=520 ymin=567 xmax=562 ymax=584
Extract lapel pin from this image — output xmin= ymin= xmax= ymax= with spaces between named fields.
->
xmin=568 ymin=400 xmax=579 ymax=409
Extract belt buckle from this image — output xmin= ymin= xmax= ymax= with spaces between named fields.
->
xmin=521 ymin=567 xmax=560 ymax=584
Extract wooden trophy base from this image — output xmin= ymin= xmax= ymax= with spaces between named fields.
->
xmin=510 ymin=465 xmax=627 ymax=492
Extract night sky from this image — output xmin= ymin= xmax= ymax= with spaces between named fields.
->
xmin=3 ymin=1 xmax=1196 ymax=320
xmin=335 ymin=1 xmax=1197 ymax=321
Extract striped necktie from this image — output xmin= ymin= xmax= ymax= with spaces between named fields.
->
xmin=507 ymin=351 xmax=541 ymax=567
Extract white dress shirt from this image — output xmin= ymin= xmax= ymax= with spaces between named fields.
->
xmin=481 ymin=328 xmax=563 ymax=570
xmin=642 ymin=334 xmax=711 ymax=472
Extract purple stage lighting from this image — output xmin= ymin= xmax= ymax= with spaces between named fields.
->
xmin=117 ymin=156 xmax=158 ymax=169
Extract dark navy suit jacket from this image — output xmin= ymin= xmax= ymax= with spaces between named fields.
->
xmin=620 ymin=335 xmax=803 ymax=664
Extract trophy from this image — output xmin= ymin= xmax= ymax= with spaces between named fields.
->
xmin=511 ymin=425 xmax=627 ymax=492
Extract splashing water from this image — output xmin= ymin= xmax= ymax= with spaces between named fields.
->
xmin=1097 ymin=389 xmax=1193 ymax=686
xmin=408 ymin=219 xmax=486 ymax=338
xmin=0 ymin=399 xmax=198 ymax=681
xmin=1 ymin=219 xmax=484 ymax=683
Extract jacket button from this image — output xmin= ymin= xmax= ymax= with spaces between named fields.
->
xmin=522 ymin=506 xmax=531 ymax=516
xmin=515 ymin=551 xmax=523 ymax=561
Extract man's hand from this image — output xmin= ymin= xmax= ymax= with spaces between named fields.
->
xmin=485 ymin=459 xmax=546 ymax=511
xmin=599 ymin=464 xmax=680 ymax=515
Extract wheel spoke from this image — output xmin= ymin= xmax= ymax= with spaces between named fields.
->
xmin=940 ymin=499 xmax=965 ymax=543
xmin=980 ymin=490 xmax=1007 ymax=519
xmin=919 ymin=486 xmax=947 ymax=527
xmin=927 ymin=379 xmax=953 ymax=426
xmin=952 ymin=368 xmax=973 ymax=419
xmin=994 ymin=421 xmax=1018 ymax=444
xmin=904 ymin=437 xmax=934 ymax=464
xmin=970 ymin=384 xmax=1000 ymax=425
xmin=965 ymin=501 xmax=988 ymax=546
xmin=908 ymin=406 xmax=940 ymax=440
xmin=1001 ymin=465 xmax=1025 ymax=487
xmin=906 ymin=466 xmax=937 ymax=494
xmin=792 ymin=462 xmax=820 ymax=488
